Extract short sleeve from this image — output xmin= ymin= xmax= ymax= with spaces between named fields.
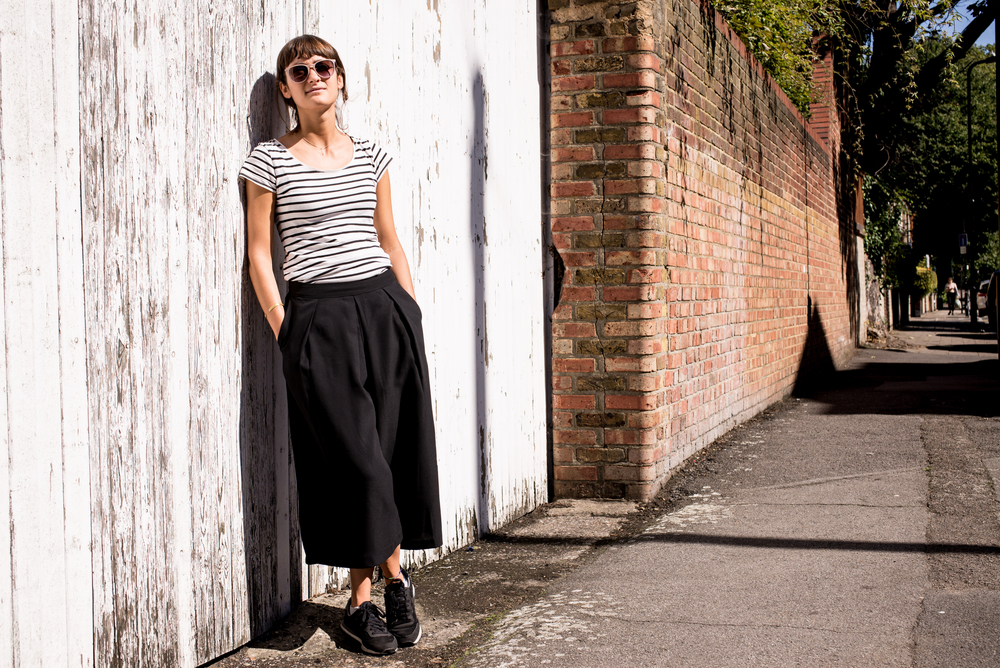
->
xmin=370 ymin=142 xmax=392 ymax=183
xmin=239 ymin=142 xmax=277 ymax=192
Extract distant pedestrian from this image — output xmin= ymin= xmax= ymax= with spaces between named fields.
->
xmin=240 ymin=34 xmax=442 ymax=656
xmin=945 ymin=277 xmax=958 ymax=315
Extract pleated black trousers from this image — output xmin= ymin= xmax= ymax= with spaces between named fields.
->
xmin=278 ymin=269 xmax=442 ymax=568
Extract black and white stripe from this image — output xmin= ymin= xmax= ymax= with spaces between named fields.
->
xmin=239 ymin=136 xmax=393 ymax=283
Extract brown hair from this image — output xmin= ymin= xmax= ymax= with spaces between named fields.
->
xmin=275 ymin=35 xmax=349 ymax=133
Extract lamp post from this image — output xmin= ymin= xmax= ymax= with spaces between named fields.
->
xmin=966 ymin=54 xmax=996 ymax=325
xmin=995 ymin=1 xmax=1000 ymax=359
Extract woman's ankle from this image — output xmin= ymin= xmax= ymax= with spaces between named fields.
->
xmin=382 ymin=566 xmax=409 ymax=586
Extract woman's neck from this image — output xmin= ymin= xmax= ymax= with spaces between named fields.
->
xmin=296 ymin=110 xmax=341 ymax=144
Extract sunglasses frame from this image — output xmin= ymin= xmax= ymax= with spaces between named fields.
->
xmin=284 ymin=59 xmax=339 ymax=85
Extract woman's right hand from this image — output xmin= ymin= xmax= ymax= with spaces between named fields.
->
xmin=267 ymin=304 xmax=284 ymax=340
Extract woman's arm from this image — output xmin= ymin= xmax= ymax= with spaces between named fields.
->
xmin=372 ymin=172 xmax=416 ymax=300
xmin=246 ymin=180 xmax=285 ymax=338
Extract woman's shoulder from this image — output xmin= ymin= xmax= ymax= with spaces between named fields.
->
xmin=239 ymin=139 xmax=288 ymax=190
xmin=242 ymin=139 xmax=285 ymax=163
xmin=349 ymin=135 xmax=392 ymax=172
xmin=348 ymin=135 xmax=387 ymax=154
xmin=250 ymin=138 xmax=285 ymax=154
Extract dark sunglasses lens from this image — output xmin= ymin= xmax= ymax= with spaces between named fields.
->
xmin=288 ymin=65 xmax=309 ymax=83
xmin=314 ymin=61 xmax=335 ymax=78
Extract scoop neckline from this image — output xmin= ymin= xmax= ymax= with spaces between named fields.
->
xmin=275 ymin=135 xmax=356 ymax=173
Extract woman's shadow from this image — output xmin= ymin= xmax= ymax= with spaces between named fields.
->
xmin=243 ymin=599 xmax=350 ymax=654
xmin=237 ymin=73 xmax=368 ymax=656
xmin=238 ymin=72 xmax=305 ymax=638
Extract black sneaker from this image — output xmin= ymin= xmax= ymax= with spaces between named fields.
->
xmin=384 ymin=568 xmax=422 ymax=646
xmin=340 ymin=601 xmax=398 ymax=655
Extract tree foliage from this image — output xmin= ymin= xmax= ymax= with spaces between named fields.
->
xmin=715 ymin=0 xmax=843 ymax=111
xmin=914 ymin=265 xmax=939 ymax=295
xmin=714 ymin=0 xmax=997 ymax=286
xmin=862 ymin=174 xmax=908 ymax=285
xmin=713 ymin=0 xmax=995 ymax=175
xmin=881 ymin=40 xmax=997 ymax=277
xmin=841 ymin=0 xmax=995 ymax=175
xmin=976 ymin=229 xmax=1000 ymax=273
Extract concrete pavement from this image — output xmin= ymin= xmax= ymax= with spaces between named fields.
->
xmin=210 ymin=309 xmax=999 ymax=668
xmin=463 ymin=310 xmax=999 ymax=668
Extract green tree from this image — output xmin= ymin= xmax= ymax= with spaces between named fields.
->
xmin=713 ymin=0 xmax=998 ymax=282
xmin=976 ymin=229 xmax=1000 ymax=273
xmin=863 ymin=174 xmax=908 ymax=285
xmin=714 ymin=0 xmax=843 ymax=111
xmin=712 ymin=0 xmax=995 ymax=174
xmin=840 ymin=0 xmax=995 ymax=176
xmin=881 ymin=41 xmax=997 ymax=278
xmin=914 ymin=264 xmax=939 ymax=295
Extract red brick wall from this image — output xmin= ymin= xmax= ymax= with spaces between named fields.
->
xmin=548 ymin=0 xmax=858 ymax=499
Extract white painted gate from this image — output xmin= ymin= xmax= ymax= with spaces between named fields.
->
xmin=0 ymin=1 xmax=547 ymax=665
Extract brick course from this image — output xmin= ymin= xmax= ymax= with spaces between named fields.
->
xmin=548 ymin=0 xmax=857 ymax=499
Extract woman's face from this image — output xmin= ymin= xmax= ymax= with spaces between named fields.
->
xmin=279 ymin=54 xmax=343 ymax=111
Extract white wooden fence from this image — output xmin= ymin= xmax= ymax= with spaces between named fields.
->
xmin=0 ymin=1 xmax=547 ymax=665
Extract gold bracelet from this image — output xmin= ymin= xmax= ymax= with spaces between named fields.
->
xmin=267 ymin=302 xmax=284 ymax=314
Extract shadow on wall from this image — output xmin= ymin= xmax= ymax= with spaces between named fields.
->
xmin=238 ymin=72 xmax=303 ymax=637
xmin=829 ymin=47 xmax=864 ymax=345
xmin=835 ymin=152 xmax=862 ymax=345
xmin=471 ymin=69 xmax=490 ymax=535
xmin=792 ymin=296 xmax=837 ymax=397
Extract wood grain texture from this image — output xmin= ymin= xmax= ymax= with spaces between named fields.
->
xmin=238 ymin=0 xmax=308 ymax=636
xmin=0 ymin=45 xmax=14 ymax=662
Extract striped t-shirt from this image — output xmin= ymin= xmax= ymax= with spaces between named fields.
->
xmin=239 ymin=136 xmax=393 ymax=283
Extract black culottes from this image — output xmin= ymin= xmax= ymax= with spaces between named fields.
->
xmin=278 ymin=269 xmax=442 ymax=568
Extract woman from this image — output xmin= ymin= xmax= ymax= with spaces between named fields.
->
xmin=945 ymin=277 xmax=958 ymax=315
xmin=239 ymin=35 xmax=442 ymax=656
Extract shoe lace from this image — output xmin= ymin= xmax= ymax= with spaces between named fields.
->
xmin=358 ymin=603 xmax=391 ymax=635
xmin=385 ymin=582 xmax=412 ymax=624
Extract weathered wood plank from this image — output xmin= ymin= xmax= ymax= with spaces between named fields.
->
xmin=80 ymin=1 xmax=182 ymax=663
xmin=240 ymin=63 xmax=284 ymax=637
xmin=480 ymin=0 xmax=548 ymax=525
xmin=52 ymin=0 xmax=95 ymax=663
xmin=0 ymin=0 xmax=85 ymax=665
xmin=78 ymin=0 xmax=115 ymax=662
xmin=234 ymin=0 xmax=307 ymax=638
xmin=0 ymin=115 xmax=14 ymax=668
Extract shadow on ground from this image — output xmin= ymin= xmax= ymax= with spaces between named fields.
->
xmin=792 ymin=311 xmax=1000 ymax=417
xmin=245 ymin=600 xmax=347 ymax=652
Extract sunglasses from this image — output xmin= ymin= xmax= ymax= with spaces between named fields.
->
xmin=285 ymin=59 xmax=338 ymax=84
